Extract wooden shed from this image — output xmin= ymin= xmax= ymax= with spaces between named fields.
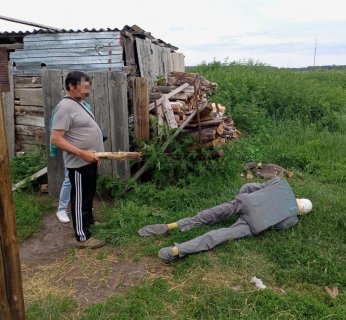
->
xmin=0 ymin=24 xmax=185 ymax=195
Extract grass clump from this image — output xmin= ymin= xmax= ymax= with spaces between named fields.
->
xmin=14 ymin=192 xmax=53 ymax=242
xmin=10 ymin=145 xmax=46 ymax=184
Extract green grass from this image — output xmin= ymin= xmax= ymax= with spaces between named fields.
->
xmin=19 ymin=63 xmax=346 ymax=319
xmin=14 ymin=192 xmax=53 ymax=242
xmin=26 ymin=294 xmax=77 ymax=320
xmin=10 ymin=145 xmax=46 ymax=184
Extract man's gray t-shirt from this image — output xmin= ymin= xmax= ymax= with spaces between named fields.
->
xmin=52 ymin=97 xmax=104 ymax=168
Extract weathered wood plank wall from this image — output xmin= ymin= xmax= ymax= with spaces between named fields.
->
xmin=42 ymin=69 xmax=130 ymax=197
xmin=13 ymin=75 xmax=45 ymax=151
xmin=136 ymin=38 xmax=185 ymax=89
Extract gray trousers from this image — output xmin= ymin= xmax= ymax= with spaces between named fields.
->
xmin=175 ymin=196 xmax=254 ymax=258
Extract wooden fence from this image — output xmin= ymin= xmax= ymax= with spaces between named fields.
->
xmin=42 ymin=69 xmax=130 ymax=197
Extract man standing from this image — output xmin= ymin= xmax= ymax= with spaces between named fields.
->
xmin=51 ymin=70 xmax=105 ymax=249
xmin=138 ymin=177 xmax=313 ymax=262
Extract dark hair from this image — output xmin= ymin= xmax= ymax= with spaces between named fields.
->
xmin=65 ymin=71 xmax=90 ymax=91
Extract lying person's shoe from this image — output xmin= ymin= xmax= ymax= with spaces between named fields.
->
xmin=77 ymin=237 xmax=105 ymax=249
xmin=158 ymin=246 xmax=179 ymax=262
xmin=138 ymin=224 xmax=169 ymax=237
xmin=56 ymin=210 xmax=70 ymax=223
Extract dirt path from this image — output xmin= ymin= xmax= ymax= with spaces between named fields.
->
xmin=19 ymin=200 xmax=162 ymax=306
xmin=20 ymin=211 xmax=77 ymax=264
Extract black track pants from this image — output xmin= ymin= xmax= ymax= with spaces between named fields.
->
xmin=68 ymin=162 xmax=97 ymax=241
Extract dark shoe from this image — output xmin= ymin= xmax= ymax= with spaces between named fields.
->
xmin=158 ymin=246 xmax=178 ymax=262
xmin=138 ymin=224 xmax=169 ymax=237
xmin=77 ymin=237 xmax=105 ymax=249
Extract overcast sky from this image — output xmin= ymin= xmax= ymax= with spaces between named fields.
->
xmin=1 ymin=0 xmax=345 ymax=68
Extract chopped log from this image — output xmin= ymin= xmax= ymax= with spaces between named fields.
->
xmin=148 ymin=83 xmax=189 ymax=111
xmin=186 ymin=117 xmax=223 ymax=128
xmin=168 ymin=71 xmax=218 ymax=92
xmin=180 ymin=86 xmax=196 ymax=93
xmin=152 ymin=86 xmax=179 ymax=93
xmin=170 ymin=102 xmax=182 ymax=113
xmin=152 ymin=85 xmax=196 ymax=94
xmin=162 ymin=99 xmax=178 ymax=128
xmin=216 ymin=123 xmax=224 ymax=136
xmin=170 ymin=92 xmax=193 ymax=101
xmin=232 ymin=129 xmax=242 ymax=138
xmin=218 ymin=104 xmax=226 ymax=114
xmin=94 ymin=152 xmax=143 ymax=160
xmin=197 ymin=102 xmax=213 ymax=118
xmin=223 ymin=115 xmax=234 ymax=126
xmin=185 ymin=128 xmax=216 ymax=142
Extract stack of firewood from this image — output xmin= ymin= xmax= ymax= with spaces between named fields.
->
xmin=149 ymin=71 xmax=241 ymax=149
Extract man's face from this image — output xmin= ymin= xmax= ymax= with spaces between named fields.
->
xmin=70 ymin=77 xmax=90 ymax=99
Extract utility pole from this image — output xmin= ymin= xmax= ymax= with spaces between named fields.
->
xmin=0 ymin=91 xmax=25 ymax=319
xmin=313 ymin=35 xmax=317 ymax=67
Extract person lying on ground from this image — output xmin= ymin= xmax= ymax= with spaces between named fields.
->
xmin=138 ymin=177 xmax=313 ymax=262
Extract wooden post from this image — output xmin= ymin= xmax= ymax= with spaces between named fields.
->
xmin=89 ymin=72 xmax=113 ymax=176
xmin=2 ymin=63 xmax=15 ymax=158
xmin=41 ymin=69 xmax=65 ymax=197
xmin=108 ymin=72 xmax=130 ymax=180
xmin=132 ymin=77 xmax=149 ymax=141
xmin=194 ymin=75 xmax=202 ymax=142
xmin=0 ymin=92 xmax=25 ymax=319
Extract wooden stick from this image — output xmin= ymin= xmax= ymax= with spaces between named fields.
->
xmin=12 ymin=167 xmax=47 ymax=191
xmin=194 ymin=75 xmax=202 ymax=142
xmin=94 ymin=151 xmax=143 ymax=160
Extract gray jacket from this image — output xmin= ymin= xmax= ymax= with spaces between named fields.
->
xmin=237 ymin=177 xmax=299 ymax=235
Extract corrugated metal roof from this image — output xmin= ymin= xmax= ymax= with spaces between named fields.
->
xmin=0 ymin=27 xmax=121 ymax=36
xmin=0 ymin=25 xmax=179 ymax=50
xmin=10 ymin=31 xmax=123 ymax=74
